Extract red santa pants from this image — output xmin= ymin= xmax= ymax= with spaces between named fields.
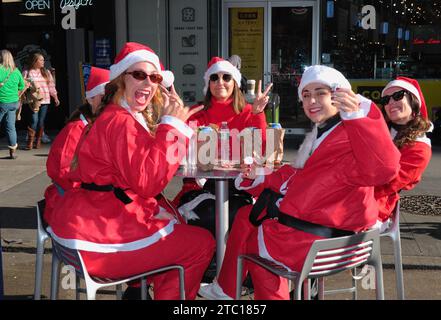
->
xmin=217 ymin=205 xmax=318 ymax=300
xmin=80 ymin=224 xmax=215 ymax=300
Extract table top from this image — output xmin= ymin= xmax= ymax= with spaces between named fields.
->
xmin=176 ymin=165 xmax=241 ymax=179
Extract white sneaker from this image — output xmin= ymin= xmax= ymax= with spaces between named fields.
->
xmin=42 ymin=132 xmax=51 ymax=144
xmin=198 ymin=280 xmax=233 ymax=300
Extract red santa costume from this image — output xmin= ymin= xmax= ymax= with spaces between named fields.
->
xmin=374 ymin=77 xmax=432 ymax=227
xmin=199 ymin=65 xmax=401 ymax=300
xmin=173 ymin=57 xmax=268 ymax=219
xmin=44 ymin=67 xmax=110 ymax=226
xmin=48 ymin=42 xmax=215 ymax=300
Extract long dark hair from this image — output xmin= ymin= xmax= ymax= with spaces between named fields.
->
xmin=28 ymin=52 xmax=51 ymax=83
xmin=385 ymin=92 xmax=432 ymax=149
xmin=68 ymin=103 xmax=94 ymax=124
xmin=203 ymin=81 xmax=246 ymax=114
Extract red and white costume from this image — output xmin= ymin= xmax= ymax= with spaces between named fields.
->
xmin=49 ymin=43 xmax=215 ymax=300
xmin=44 ymin=67 xmax=110 ymax=226
xmin=205 ymin=65 xmax=401 ymax=300
xmin=375 ymin=77 xmax=432 ymax=223
xmin=173 ymin=57 xmax=267 ymax=210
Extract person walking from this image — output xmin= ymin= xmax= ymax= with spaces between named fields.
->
xmin=22 ymin=52 xmax=60 ymax=150
xmin=0 ymin=49 xmax=26 ymax=159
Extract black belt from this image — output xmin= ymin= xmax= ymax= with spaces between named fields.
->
xmin=249 ymin=188 xmax=354 ymax=239
xmin=81 ymin=183 xmax=133 ymax=205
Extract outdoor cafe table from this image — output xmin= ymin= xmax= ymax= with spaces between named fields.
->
xmin=175 ymin=165 xmax=241 ymax=276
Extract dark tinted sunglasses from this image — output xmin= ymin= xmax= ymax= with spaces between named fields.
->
xmin=209 ymin=73 xmax=233 ymax=82
xmin=380 ymin=90 xmax=408 ymax=106
xmin=125 ymin=70 xmax=163 ymax=84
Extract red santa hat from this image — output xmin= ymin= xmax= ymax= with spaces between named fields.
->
xmin=203 ymin=57 xmax=241 ymax=95
xmin=381 ymin=76 xmax=428 ymax=119
xmin=110 ymin=42 xmax=174 ymax=87
xmin=85 ymin=67 xmax=110 ymax=99
xmin=298 ymin=65 xmax=351 ymax=101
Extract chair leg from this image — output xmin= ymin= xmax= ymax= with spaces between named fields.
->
xmin=236 ymin=257 xmax=244 ymax=300
xmin=34 ymin=235 xmax=48 ymax=300
xmin=50 ymin=254 xmax=61 ymax=300
xmin=116 ymin=284 xmax=123 ymax=300
xmin=75 ymin=274 xmax=81 ymax=300
xmin=318 ymin=278 xmax=325 ymax=300
xmin=392 ymin=233 xmax=405 ymax=300
xmin=85 ymin=283 xmax=98 ymax=300
xmin=293 ymin=279 xmax=303 ymax=300
xmin=351 ymin=268 xmax=358 ymax=300
xmin=141 ymin=278 xmax=147 ymax=300
xmin=178 ymin=266 xmax=186 ymax=300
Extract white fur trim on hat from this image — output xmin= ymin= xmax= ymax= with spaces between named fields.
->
xmin=110 ymin=49 xmax=161 ymax=81
xmin=381 ymin=80 xmax=422 ymax=105
xmin=298 ymin=65 xmax=351 ymax=101
xmin=203 ymin=61 xmax=241 ymax=95
xmin=86 ymin=82 xmax=108 ymax=99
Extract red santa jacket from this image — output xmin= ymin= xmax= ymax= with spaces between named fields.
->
xmin=48 ymin=103 xmax=192 ymax=252
xmin=44 ymin=115 xmax=88 ymax=225
xmin=235 ymin=97 xmax=401 ymax=271
xmin=375 ymin=136 xmax=432 ymax=222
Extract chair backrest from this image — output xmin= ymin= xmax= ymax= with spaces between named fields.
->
xmin=298 ymin=228 xmax=381 ymax=282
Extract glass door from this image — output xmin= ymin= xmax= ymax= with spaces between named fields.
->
xmin=268 ymin=1 xmax=319 ymax=129
xmin=223 ymin=0 xmax=319 ymax=130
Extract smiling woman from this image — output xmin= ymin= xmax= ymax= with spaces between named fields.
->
xmin=47 ymin=42 xmax=214 ymax=300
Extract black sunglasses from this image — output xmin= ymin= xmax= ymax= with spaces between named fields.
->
xmin=125 ymin=70 xmax=163 ymax=84
xmin=209 ymin=73 xmax=233 ymax=82
xmin=380 ymin=90 xmax=408 ymax=106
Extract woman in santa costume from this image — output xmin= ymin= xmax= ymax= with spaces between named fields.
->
xmin=49 ymin=42 xmax=215 ymax=300
xmin=173 ymin=57 xmax=272 ymax=235
xmin=43 ymin=67 xmax=109 ymax=227
xmin=198 ymin=65 xmax=401 ymax=300
xmin=374 ymin=77 xmax=432 ymax=231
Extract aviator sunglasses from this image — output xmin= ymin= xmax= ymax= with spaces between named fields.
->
xmin=124 ymin=70 xmax=163 ymax=84
xmin=209 ymin=73 xmax=233 ymax=82
xmin=380 ymin=90 xmax=408 ymax=106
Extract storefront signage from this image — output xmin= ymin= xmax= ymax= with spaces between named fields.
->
xmin=25 ymin=0 xmax=93 ymax=11
xmin=25 ymin=0 xmax=50 ymax=10
xmin=169 ymin=1 xmax=208 ymax=103
xmin=60 ymin=0 xmax=94 ymax=10
xmin=230 ymin=7 xmax=264 ymax=82
xmin=412 ymin=38 xmax=441 ymax=45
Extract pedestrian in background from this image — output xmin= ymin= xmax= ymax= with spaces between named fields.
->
xmin=22 ymin=52 xmax=60 ymax=150
xmin=228 ymin=54 xmax=248 ymax=93
xmin=0 ymin=49 xmax=26 ymax=159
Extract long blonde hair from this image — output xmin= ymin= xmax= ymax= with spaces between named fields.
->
xmin=0 ymin=49 xmax=16 ymax=70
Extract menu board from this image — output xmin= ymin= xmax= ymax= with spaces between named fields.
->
xmin=229 ymin=7 xmax=264 ymax=81
xmin=169 ymin=1 xmax=208 ymax=104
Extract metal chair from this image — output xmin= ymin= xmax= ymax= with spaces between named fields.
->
xmin=324 ymin=201 xmax=405 ymax=300
xmin=34 ymin=199 xmax=50 ymax=300
xmin=50 ymin=237 xmax=186 ymax=300
xmin=236 ymin=228 xmax=384 ymax=300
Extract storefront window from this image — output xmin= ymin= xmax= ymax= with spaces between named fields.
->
xmin=321 ymin=0 xmax=441 ymax=79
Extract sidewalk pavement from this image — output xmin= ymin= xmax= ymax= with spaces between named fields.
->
xmin=1 ymin=130 xmax=441 ymax=299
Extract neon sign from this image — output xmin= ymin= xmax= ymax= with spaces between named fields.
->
xmin=412 ymin=38 xmax=441 ymax=45
xmin=60 ymin=0 xmax=94 ymax=10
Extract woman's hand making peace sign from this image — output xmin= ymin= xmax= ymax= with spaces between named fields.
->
xmin=252 ymin=80 xmax=273 ymax=115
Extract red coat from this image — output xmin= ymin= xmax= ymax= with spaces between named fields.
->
xmin=375 ymin=137 xmax=432 ymax=222
xmin=235 ymin=100 xmax=401 ymax=272
xmin=49 ymin=104 xmax=192 ymax=252
xmin=44 ymin=116 xmax=88 ymax=225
